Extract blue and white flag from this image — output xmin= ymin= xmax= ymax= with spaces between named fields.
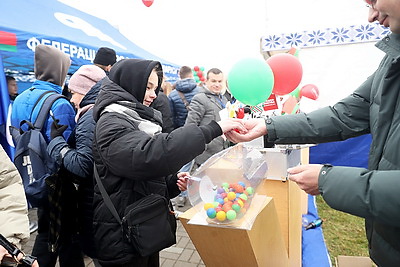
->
xmin=0 ymin=55 xmax=14 ymax=159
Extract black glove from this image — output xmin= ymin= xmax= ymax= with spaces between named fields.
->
xmin=51 ymin=119 xmax=68 ymax=139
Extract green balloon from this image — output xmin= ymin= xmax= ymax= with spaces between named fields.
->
xmin=290 ymin=87 xmax=301 ymax=98
xmin=228 ymin=58 xmax=274 ymax=106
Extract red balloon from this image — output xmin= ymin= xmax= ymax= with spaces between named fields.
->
xmin=300 ymin=84 xmax=319 ymax=100
xmin=266 ymin=53 xmax=303 ymax=95
xmin=142 ymin=0 xmax=154 ymax=7
xmin=197 ymin=71 xmax=203 ymax=78
xmin=193 ymin=66 xmax=200 ymax=72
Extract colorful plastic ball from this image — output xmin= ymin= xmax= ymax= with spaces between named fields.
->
xmin=239 ymin=193 xmax=248 ymax=201
xmin=232 ymin=204 xmax=241 ymax=213
xmin=227 ymin=192 xmax=236 ymax=201
xmin=217 ymin=188 xmax=225 ymax=194
xmin=223 ymin=203 xmax=233 ymax=212
xmin=213 ymin=201 xmax=220 ymax=208
xmin=232 ymin=183 xmax=244 ymax=193
xmin=204 ymin=203 xmax=214 ymax=210
xmin=237 ymin=199 xmax=244 ymax=208
xmin=238 ymin=181 xmax=246 ymax=187
xmin=221 ymin=192 xmax=227 ymax=199
xmin=226 ymin=210 xmax=237 ymax=220
xmin=222 ymin=182 xmax=229 ymax=188
xmin=224 ymin=197 xmax=229 ymax=203
xmin=216 ymin=211 xmax=226 ymax=221
xmin=207 ymin=208 xmax=217 ymax=219
xmin=246 ymin=187 xmax=254 ymax=195
xmin=216 ymin=198 xmax=224 ymax=205
xmin=215 ymin=206 xmax=223 ymax=212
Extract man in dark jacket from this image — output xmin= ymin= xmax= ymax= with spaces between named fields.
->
xmin=226 ymin=1 xmax=400 ymax=266
xmin=185 ymin=68 xmax=229 ymax=170
xmin=93 ymin=47 xmax=116 ymax=75
xmin=168 ymin=66 xmax=200 ymax=128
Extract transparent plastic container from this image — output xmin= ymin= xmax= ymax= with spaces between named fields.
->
xmin=187 ymin=144 xmax=268 ymax=226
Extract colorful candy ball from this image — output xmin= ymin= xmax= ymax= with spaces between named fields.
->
xmin=232 ymin=204 xmax=241 ymax=212
xmin=227 ymin=192 xmax=236 ymax=201
xmin=239 ymin=193 xmax=248 ymax=201
xmin=226 ymin=210 xmax=237 ymax=220
xmin=246 ymin=187 xmax=254 ymax=195
xmin=216 ymin=211 xmax=226 ymax=221
xmin=206 ymin=208 xmax=217 ymax=219
xmin=204 ymin=203 xmax=214 ymax=210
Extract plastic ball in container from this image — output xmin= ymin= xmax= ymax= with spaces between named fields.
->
xmin=216 ymin=211 xmax=227 ymax=221
xmin=187 ymin=144 xmax=268 ymax=225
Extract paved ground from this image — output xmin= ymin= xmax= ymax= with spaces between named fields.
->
xmin=22 ymin=200 xmax=204 ymax=267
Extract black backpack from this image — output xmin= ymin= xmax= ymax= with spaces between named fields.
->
xmin=10 ymin=90 xmax=66 ymax=208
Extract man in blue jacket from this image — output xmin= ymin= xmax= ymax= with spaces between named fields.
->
xmin=11 ymin=44 xmax=81 ymax=267
xmin=168 ymin=66 xmax=200 ymax=129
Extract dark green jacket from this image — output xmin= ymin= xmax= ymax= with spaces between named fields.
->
xmin=266 ymin=33 xmax=400 ymax=267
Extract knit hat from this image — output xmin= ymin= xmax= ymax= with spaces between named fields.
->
xmin=69 ymin=65 xmax=106 ymax=95
xmin=93 ymin=47 xmax=117 ymax=66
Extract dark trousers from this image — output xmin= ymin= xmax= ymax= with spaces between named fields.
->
xmin=101 ymin=253 xmax=159 ymax=267
xmin=32 ymin=206 xmax=85 ymax=267
xmin=121 ymin=253 xmax=159 ymax=267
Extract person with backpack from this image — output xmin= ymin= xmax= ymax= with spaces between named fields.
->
xmin=91 ymin=59 xmax=245 ymax=266
xmin=10 ymin=44 xmax=82 ymax=267
xmin=168 ymin=66 xmax=200 ymax=129
xmin=168 ymin=66 xmax=201 ymax=207
xmin=47 ymin=64 xmax=106 ymax=266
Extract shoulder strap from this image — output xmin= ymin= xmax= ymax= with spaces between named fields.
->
xmin=93 ymin=164 xmax=122 ymax=224
xmin=177 ymin=91 xmax=191 ymax=111
xmin=33 ymin=93 xmax=67 ymax=131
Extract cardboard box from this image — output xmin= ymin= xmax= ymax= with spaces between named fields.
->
xmin=336 ymin=256 xmax=374 ymax=267
xmin=183 ymin=145 xmax=307 ymax=266
xmin=179 ymin=196 xmax=289 ymax=267
xmin=256 ymin=146 xmax=310 ymax=267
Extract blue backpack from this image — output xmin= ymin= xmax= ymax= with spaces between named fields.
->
xmin=10 ymin=91 xmax=66 ymax=208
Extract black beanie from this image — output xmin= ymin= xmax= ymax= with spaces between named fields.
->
xmin=93 ymin=47 xmax=117 ymax=66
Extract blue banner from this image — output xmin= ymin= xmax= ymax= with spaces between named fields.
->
xmin=0 ymin=56 xmax=14 ymax=159
xmin=0 ymin=0 xmax=180 ymax=83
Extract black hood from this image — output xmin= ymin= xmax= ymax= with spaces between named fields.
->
xmin=93 ymin=59 xmax=163 ymax=121
xmin=108 ymin=59 xmax=162 ymax=103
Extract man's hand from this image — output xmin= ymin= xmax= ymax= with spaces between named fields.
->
xmin=287 ymin=164 xmax=323 ymax=195
xmin=225 ymin=118 xmax=267 ymax=143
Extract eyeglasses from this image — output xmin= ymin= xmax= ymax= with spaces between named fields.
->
xmin=365 ymin=0 xmax=376 ymax=9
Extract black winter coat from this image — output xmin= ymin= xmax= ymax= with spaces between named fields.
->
xmin=92 ymin=77 xmax=220 ymax=266
xmin=47 ymin=81 xmax=102 ymax=258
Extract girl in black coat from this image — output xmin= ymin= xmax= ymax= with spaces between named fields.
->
xmin=92 ymin=59 xmax=245 ymax=266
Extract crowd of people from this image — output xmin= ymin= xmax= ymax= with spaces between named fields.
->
xmin=2 ymin=1 xmax=400 ymax=266
xmin=1 ymin=45 xmax=243 ymax=267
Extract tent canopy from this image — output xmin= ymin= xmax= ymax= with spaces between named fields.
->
xmin=0 ymin=0 xmax=180 ymax=89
